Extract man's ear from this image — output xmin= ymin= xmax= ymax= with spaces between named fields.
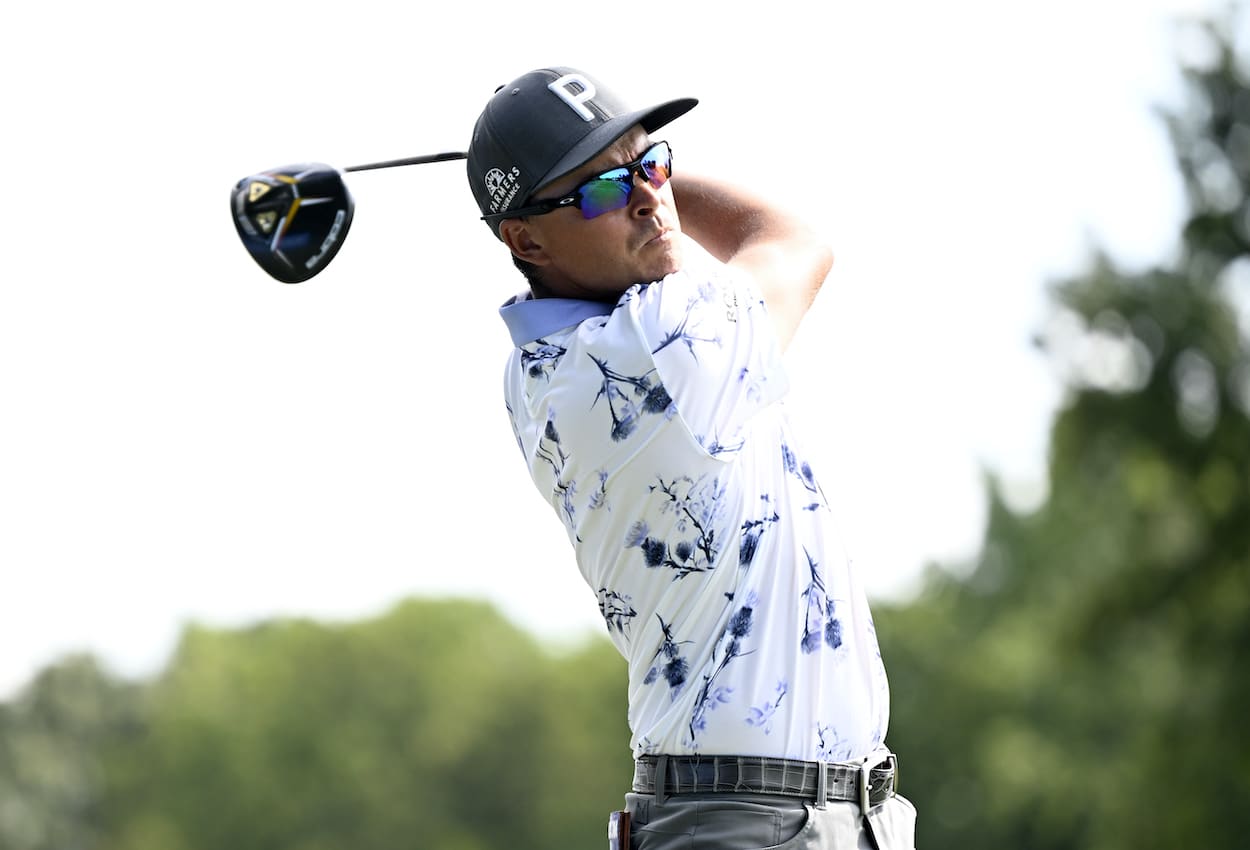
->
xmin=499 ymin=218 xmax=551 ymax=266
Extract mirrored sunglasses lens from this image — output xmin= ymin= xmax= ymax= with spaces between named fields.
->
xmin=578 ymin=174 xmax=632 ymax=218
xmin=642 ymin=143 xmax=672 ymax=187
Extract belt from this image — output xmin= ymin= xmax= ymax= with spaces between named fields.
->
xmin=632 ymin=752 xmax=898 ymax=811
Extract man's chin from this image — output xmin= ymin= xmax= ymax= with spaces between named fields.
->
xmin=647 ymin=242 xmax=684 ymax=282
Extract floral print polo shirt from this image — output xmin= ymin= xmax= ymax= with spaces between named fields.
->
xmin=499 ymin=246 xmax=890 ymax=762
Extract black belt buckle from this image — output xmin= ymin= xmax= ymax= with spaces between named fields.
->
xmin=858 ymin=752 xmax=897 ymax=812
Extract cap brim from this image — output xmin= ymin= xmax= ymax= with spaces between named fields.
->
xmin=533 ymin=97 xmax=698 ymax=194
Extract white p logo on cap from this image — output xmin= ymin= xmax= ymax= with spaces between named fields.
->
xmin=548 ymin=73 xmax=598 ymax=121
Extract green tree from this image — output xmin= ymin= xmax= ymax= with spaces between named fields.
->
xmin=92 ymin=598 xmax=628 ymax=850
xmin=0 ymin=655 xmax=142 ymax=850
xmin=877 ymin=9 xmax=1250 ymax=849
xmin=0 ymin=599 xmax=630 ymax=850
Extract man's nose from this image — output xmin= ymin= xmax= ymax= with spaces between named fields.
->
xmin=629 ymin=168 xmax=663 ymax=213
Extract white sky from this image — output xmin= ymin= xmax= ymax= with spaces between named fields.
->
xmin=0 ymin=0 xmax=1226 ymax=698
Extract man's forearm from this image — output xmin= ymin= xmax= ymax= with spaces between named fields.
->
xmin=672 ymin=174 xmax=833 ymax=349
xmin=672 ymin=174 xmax=795 ymax=264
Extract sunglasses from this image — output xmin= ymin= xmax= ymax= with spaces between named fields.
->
xmin=487 ymin=140 xmax=673 ymax=222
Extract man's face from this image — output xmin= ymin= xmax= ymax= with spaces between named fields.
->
xmin=503 ymin=126 xmax=684 ymax=299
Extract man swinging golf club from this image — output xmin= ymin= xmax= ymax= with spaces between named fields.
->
xmin=468 ymin=67 xmax=917 ymax=850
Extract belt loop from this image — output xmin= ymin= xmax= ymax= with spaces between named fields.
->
xmin=857 ymin=757 xmax=871 ymax=814
xmin=815 ymin=761 xmax=828 ymax=810
xmin=655 ymin=755 xmax=669 ymax=807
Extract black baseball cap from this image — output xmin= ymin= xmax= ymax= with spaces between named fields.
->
xmin=467 ymin=66 xmax=697 ymax=239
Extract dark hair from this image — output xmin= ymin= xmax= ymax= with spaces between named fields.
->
xmin=512 ymin=253 xmax=548 ymax=293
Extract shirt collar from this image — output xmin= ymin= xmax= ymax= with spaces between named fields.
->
xmin=499 ymin=292 xmax=617 ymax=346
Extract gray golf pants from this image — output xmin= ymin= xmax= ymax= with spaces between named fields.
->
xmin=623 ymin=791 xmax=917 ymax=849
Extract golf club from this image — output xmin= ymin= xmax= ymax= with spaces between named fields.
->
xmin=231 ymin=151 xmax=467 ymax=284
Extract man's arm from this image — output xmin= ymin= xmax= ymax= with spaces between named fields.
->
xmin=672 ymin=175 xmax=833 ymax=351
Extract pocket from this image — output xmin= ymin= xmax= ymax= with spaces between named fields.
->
xmin=687 ymin=799 xmax=814 ymax=850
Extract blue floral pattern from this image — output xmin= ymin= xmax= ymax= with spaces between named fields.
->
xmin=781 ymin=441 xmax=824 ymax=511
xmin=598 ymin=588 xmax=637 ymax=634
xmin=644 ymin=615 xmax=691 ymax=699
xmin=688 ymin=592 xmax=757 ymax=743
xmin=500 ymin=261 xmax=891 ymax=762
xmin=533 ymin=410 xmax=577 ymax=529
xmin=589 ymin=354 xmax=672 ymax=442
xmin=746 ymin=681 xmax=789 ymax=735
xmin=739 ymin=497 xmax=780 ymax=568
xmin=800 ymin=548 xmax=844 ymax=654
xmin=520 ymin=339 xmax=566 ymax=380
xmin=624 ymin=474 xmax=725 ymax=580
xmin=651 ymin=283 xmax=722 ymax=359
xmin=816 ymin=722 xmax=852 ymax=762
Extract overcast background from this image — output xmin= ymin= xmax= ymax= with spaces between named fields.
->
xmin=1 ymin=0 xmax=1232 ymax=698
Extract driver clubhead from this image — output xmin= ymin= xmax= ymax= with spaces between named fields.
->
xmin=231 ymin=163 xmax=354 ymax=283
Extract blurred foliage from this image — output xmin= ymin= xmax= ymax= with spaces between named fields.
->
xmin=1 ymin=602 xmax=630 ymax=850
xmin=0 ymin=656 xmax=143 ymax=849
xmin=876 ymin=8 xmax=1250 ymax=849
xmin=4 ymin=7 xmax=1250 ymax=850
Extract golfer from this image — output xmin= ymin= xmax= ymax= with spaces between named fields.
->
xmin=467 ymin=66 xmax=916 ymax=850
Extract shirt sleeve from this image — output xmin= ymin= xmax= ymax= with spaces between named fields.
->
xmin=626 ymin=256 xmax=789 ymax=458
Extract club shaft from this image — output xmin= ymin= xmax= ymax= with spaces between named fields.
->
xmin=344 ymin=151 xmax=467 ymax=172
